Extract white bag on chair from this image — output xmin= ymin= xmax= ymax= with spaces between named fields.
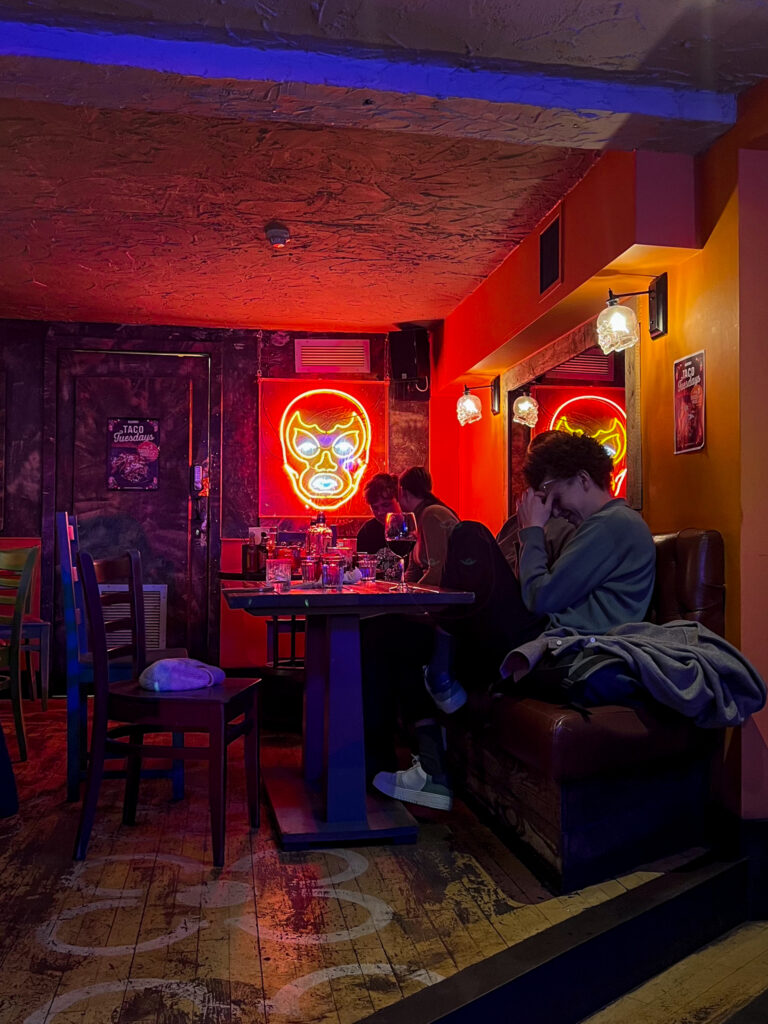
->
xmin=139 ymin=658 xmax=226 ymax=691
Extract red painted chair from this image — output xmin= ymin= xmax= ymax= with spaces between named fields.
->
xmin=73 ymin=548 xmax=260 ymax=866
xmin=0 ymin=546 xmax=38 ymax=761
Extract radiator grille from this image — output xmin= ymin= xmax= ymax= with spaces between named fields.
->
xmin=98 ymin=583 xmax=168 ymax=650
xmin=294 ymin=338 xmax=370 ymax=373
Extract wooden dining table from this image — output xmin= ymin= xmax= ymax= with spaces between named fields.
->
xmin=224 ymin=580 xmax=474 ymax=847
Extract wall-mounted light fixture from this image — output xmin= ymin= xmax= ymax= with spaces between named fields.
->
xmin=456 ymin=376 xmax=501 ymax=426
xmin=265 ymin=220 xmax=291 ymax=250
xmin=596 ymin=272 xmax=668 ymax=355
xmin=512 ymin=392 xmax=539 ymax=427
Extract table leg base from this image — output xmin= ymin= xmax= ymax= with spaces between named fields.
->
xmin=264 ymin=765 xmax=419 ymax=847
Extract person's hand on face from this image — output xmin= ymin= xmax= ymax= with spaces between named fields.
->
xmin=517 ymin=486 xmax=554 ymax=529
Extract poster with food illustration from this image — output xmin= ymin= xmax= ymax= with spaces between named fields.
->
xmin=107 ymin=419 xmax=159 ymax=489
xmin=673 ymin=352 xmax=706 ymax=454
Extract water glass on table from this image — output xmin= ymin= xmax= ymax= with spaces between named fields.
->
xmin=357 ymin=554 xmax=377 ymax=583
xmin=321 ymin=558 xmax=344 ymax=592
xmin=266 ymin=558 xmax=292 ymax=592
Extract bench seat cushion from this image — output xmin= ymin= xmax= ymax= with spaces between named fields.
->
xmin=464 ymin=692 xmax=714 ymax=782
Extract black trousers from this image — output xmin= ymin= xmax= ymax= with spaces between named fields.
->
xmin=361 ymin=521 xmax=547 ymax=778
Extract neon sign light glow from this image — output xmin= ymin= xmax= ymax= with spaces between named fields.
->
xmin=279 ymin=389 xmax=372 ymax=511
xmin=548 ymin=394 xmax=627 ymax=497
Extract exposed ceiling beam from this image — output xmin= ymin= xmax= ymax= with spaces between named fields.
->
xmin=0 ymin=16 xmax=737 ymax=153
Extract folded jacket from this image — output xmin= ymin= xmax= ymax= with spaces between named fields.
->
xmin=139 ymin=658 xmax=226 ymax=691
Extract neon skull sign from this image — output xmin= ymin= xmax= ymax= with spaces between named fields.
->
xmin=279 ymin=389 xmax=372 ymax=511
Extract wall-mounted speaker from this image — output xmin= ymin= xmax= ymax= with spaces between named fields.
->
xmin=388 ymin=329 xmax=430 ymax=401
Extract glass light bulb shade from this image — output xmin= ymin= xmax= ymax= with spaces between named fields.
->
xmin=596 ymin=303 xmax=640 ymax=354
xmin=456 ymin=391 xmax=483 ymax=426
xmin=512 ymin=394 xmax=539 ymax=427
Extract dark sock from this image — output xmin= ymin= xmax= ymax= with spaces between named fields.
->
xmin=415 ymin=721 xmax=450 ymax=784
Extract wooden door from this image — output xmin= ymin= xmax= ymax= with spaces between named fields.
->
xmin=56 ymin=350 xmax=211 ymax=657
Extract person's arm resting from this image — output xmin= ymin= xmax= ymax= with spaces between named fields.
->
xmin=518 ymin=516 xmax=624 ymax=615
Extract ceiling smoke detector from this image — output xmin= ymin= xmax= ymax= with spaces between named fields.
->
xmin=264 ymin=221 xmax=290 ymax=249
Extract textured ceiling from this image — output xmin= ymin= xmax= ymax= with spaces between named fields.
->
xmin=1 ymin=0 xmax=768 ymax=330
xmin=0 ymin=99 xmax=595 ymax=328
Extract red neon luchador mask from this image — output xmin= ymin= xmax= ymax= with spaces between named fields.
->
xmin=279 ymin=389 xmax=372 ymax=511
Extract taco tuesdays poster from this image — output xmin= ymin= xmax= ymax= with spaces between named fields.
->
xmin=107 ymin=419 xmax=159 ymax=490
xmin=673 ymin=351 xmax=706 ymax=455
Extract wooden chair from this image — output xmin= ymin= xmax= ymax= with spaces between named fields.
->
xmin=0 ymin=541 xmax=50 ymax=710
xmin=74 ymin=549 xmax=260 ymax=866
xmin=0 ymin=547 xmax=39 ymax=761
xmin=56 ymin=512 xmax=186 ymax=801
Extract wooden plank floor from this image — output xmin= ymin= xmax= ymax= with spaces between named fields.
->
xmin=581 ymin=922 xmax=768 ymax=1024
xmin=0 ymin=704 xmax=703 ymax=1024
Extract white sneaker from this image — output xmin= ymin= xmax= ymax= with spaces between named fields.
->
xmin=372 ymin=757 xmax=453 ymax=811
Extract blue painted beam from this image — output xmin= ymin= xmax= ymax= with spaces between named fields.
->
xmin=0 ymin=19 xmax=736 ymax=126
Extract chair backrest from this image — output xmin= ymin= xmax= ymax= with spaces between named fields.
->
xmin=0 ymin=547 xmax=39 ymax=672
xmin=649 ymin=529 xmax=725 ymax=636
xmin=56 ymin=512 xmax=90 ymax=664
xmin=77 ymin=550 xmax=147 ymax=694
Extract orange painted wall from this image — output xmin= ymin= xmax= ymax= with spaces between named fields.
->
xmin=435 ymin=152 xmax=638 ymax=394
xmin=638 ymin=194 xmax=741 ymax=643
xmin=736 ymin=150 xmax=768 ymax=818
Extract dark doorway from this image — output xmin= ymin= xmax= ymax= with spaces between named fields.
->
xmin=53 ymin=348 xmax=212 ymax=659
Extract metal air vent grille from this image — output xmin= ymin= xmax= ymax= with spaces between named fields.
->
xmin=547 ymin=349 xmax=613 ymax=379
xmin=98 ymin=583 xmax=168 ymax=650
xmin=295 ymin=338 xmax=370 ymax=373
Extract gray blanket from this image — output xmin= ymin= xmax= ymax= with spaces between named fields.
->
xmin=501 ymin=620 xmax=766 ymax=728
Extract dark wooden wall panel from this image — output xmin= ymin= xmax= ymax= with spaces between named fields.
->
xmin=0 ymin=320 xmax=46 ymax=537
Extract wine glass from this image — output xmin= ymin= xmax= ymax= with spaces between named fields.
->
xmin=384 ymin=512 xmax=417 ymax=591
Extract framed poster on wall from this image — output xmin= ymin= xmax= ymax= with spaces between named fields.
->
xmin=107 ymin=418 xmax=160 ymax=490
xmin=258 ymin=379 xmax=388 ymax=518
xmin=673 ymin=351 xmax=706 ymax=454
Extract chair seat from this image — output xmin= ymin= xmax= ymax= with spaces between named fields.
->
xmin=109 ymin=676 xmax=259 ymax=707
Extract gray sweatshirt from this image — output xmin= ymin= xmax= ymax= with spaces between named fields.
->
xmin=518 ymin=499 xmax=656 ymax=633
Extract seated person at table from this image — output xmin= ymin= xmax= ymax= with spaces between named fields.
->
xmin=356 ymin=473 xmax=400 ymax=554
xmin=360 ymin=466 xmax=459 ymax=785
xmin=372 ymin=432 xmax=656 ymax=811
xmin=398 ymin=466 xmax=460 ymax=586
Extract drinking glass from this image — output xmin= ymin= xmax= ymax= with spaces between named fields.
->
xmin=384 ymin=512 xmax=417 ymax=591
xmin=357 ymin=554 xmax=377 ymax=583
xmin=266 ymin=558 xmax=292 ymax=592
xmin=321 ymin=559 xmax=344 ymax=592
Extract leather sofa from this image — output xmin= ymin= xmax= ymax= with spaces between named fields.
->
xmin=446 ymin=528 xmax=726 ymax=892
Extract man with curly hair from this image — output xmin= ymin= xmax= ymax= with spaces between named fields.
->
xmin=516 ymin=431 xmax=655 ymax=632
xmin=373 ymin=431 xmax=656 ymax=811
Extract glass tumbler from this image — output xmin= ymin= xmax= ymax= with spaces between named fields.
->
xmin=357 ymin=554 xmax=377 ymax=583
xmin=321 ymin=559 xmax=344 ymax=592
xmin=301 ymin=556 xmax=319 ymax=583
xmin=266 ymin=558 xmax=292 ymax=592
